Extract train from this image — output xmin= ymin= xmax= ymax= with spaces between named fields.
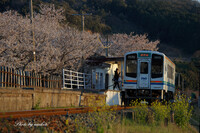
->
xmin=122 ymin=51 xmax=175 ymax=105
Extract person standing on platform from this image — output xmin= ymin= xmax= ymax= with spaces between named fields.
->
xmin=113 ymin=68 xmax=120 ymax=90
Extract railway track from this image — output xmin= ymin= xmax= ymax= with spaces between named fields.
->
xmin=0 ymin=106 xmax=134 ymax=119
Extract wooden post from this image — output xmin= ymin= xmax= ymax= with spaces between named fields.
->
xmin=37 ymin=74 xmax=38 ymax=87
xmin=13 ymin=68 xmax=15 ymax=87
xmin=34 ymin=73 xmax=36 ymax=87
xmin=5 ymin=68 xmax=8 ymax=87
xmin=164 ymin=118 xmax=168 ymax=126
xmin=28 ymin=72 xmax=30 ymax=87
xmin=132 ymin=111 xmax=135 ymax=121
xmin=48 ymin=76 xmax=49 ymax=88
xmin=56 ymin=77 xmax=58 ymax=89
xmin=0 ymin=67 xmax=3 ymax=87
xmin=50 ymin=76 xmax=52 ymax=88
xmin=147 ymin=111 xmax=154 ymax=124
xmin=40 ymin=74 xmax=42 ymax=88
xmin=16 ymin=70 xmax=18 ymax=87
xmin=7 ymin=67 xmax=9 ymax=87
xmin=171 ymin=111 xmax=174 ymax=123
xmin=24 ymin=71 xmax=25 ymax=87
xmin=10 ymin=68 xmax=12 ymax=87
xmin=33 ymin=72 xmax=35 ymax=87
xmin=18 ymin=70 xmax=20 ymax=87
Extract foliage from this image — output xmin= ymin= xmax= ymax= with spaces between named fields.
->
xmin=73 ymin=97 xmax=118 ymax=133
xmin=126 ymin=0 xmax=200 ymax=54
xmin=34 ymin=98 xmax=41 ymax=110
xmin=151 ymin=100 xmax=171 ymax=125
xmin=72 ymin=95 xmax=195 ymax=132
xmin=130 ymin=95 xmax=193 ymax=128
xmin=131 ymin=99 xmax=149 ymax=124
xmin=171 ymin=95 xmax=193 ymax=128
xmin=175 ymin=61 xmax=199 ymax=91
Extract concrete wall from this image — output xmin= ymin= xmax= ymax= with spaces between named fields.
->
xmin=104 ymin=90 xmax=121 ymax=106
xmin=0 ymin=88 xmax=106 ymax=112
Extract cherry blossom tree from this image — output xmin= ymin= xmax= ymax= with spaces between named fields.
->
xmin=0 ymin=4 xmax=101 ymax=74
xmin=0 ymin=4 xmax=159 ymax=75
xmin=105 ymin=33 xmax=159 ymax=56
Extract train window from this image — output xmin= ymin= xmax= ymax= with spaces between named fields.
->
xmin=140 ymin=62 xmax=148 ymax=74
xmin=151 ymin=54 xmax=163 ymax=78
xmin=126 ymin=54 xmax=137 ymax=78
xmin=167 ymin=65 xmax=174 ymax=79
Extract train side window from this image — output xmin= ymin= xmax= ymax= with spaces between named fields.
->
xmin=126 ymin=54 xmax=137 ymax=78
xmin=151 ymin=54 xmax=163 ymax=78
xmin=167 ymin=65 xmax=174 ymax=79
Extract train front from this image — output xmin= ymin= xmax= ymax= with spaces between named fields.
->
xmin=122 ymin=51 xmax=174 ymax=105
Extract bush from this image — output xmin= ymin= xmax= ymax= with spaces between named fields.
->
xmin=130 ymin=96 xmax=193 ymax=128
xmin=73 ymin=99 xmax=118 ymax=133
xmin=131 ymin=99 xmax=148 ymax=124
xmin=151 ymin=100 xmax=171 ymax=125
xmin=171 ymin=95 xmax=193 ymax=128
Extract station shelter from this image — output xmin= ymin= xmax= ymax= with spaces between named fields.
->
xmin=86 ymin=56 xmax=124 ymax=91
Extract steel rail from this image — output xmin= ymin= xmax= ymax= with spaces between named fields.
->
xmin=0 ymin=106 xmax=135 ymax=119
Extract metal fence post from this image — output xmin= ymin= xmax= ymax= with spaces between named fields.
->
xmin=77 ymin=72 xmax=79 ymax=89
xmin=83 ymin=73 xmax=86 ymax=89
xmin=70 ymin=70 xmax=72 ymax=89
xmin=63 ymin=69 xmax=65 ymax=89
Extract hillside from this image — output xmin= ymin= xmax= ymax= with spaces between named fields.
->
xmin=0 ymin=0 xmax=200 ymax=55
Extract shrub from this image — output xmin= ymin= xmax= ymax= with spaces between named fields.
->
xmin=171 ymin=95 xmax=193 ymax=128
xmin=151 ymin=100 xmax=171 ymax=125
xmin=131 ymin=99 xmax=148 ymax=124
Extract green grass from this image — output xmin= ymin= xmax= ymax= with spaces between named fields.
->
xmin=112 ymin=119 xmax=198 ymax=133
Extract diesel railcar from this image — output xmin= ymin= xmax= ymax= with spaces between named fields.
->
xmin=122 ymin=51 xmax=175 ymax=105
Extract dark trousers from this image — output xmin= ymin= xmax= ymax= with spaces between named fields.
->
xmin=113 ymin=81 xmax=120 ymax=90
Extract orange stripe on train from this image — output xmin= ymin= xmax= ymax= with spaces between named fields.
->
xmin=126 ymin=80 xmax=137 ymax=82
xmin=150 ymin=81 xmax=163 ymax=83
xmin=165 ymin=56 xmax=175 ymax=66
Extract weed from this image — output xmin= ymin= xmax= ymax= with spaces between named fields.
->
xmin=34 ymin=98 xmax=41 ymax=110
xmin=151 ymin=100 xmax=171 ymax=125
xmin=171 ymin=95 xmax=193 ymax=128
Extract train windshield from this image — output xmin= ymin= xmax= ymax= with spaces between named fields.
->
xmin=126 ymin=54 xmax=137 ymax=78
xmin=151 ymin=54 xmax=163 ymax=78
xmin=140 ymin=62 xmax=148 ymax=74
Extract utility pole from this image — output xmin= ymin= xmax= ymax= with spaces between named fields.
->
xmin=30 ymin=0 xmax=36 ymax=72
xmin=98 ymin=35 xmax=113 ymax=57
xmin=182 ymin=77 xmax=184 ymax=94
xmin=72 ymin=12 xmax=92 ymax=73
xmin=72 ymin=11 xmax=92 ymax=32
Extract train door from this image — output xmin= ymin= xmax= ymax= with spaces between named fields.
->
xmin=137 ymin=59 xmax=151 ymax=89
